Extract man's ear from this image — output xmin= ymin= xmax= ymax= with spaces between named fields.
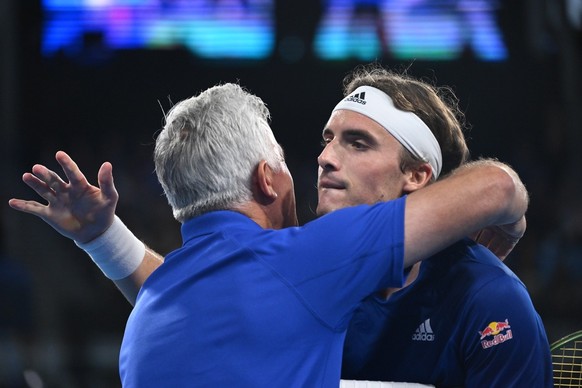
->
xmin=402 ymin=163 xmax=433 ymax=193
xmin=255 ymin=160 xmax=278 ymax=201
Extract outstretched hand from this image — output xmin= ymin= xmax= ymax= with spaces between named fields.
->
xmin=470 ymin=215 xmax=526 ymax=261
xmin=8 ymin=151 xmax=118 ymax=244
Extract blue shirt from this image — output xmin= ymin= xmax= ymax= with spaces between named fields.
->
xmin=120 ymin=197 xmax=406 ymax=387
xmin=342 ymin=239 xmax=553 ymax=387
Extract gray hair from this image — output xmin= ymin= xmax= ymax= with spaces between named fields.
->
xmin=154 ymin=83 xmax=286 ymax=223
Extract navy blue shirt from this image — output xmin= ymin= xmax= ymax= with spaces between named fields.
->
xmin=342 ymin=239 xmax=553 ymax=387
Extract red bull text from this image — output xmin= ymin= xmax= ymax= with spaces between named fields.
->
xmin=478 ymin=319 xmax=512 ymax=349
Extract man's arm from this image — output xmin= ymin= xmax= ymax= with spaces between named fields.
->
xmin=8 ymin=151 xmax=163 ymax=304
xmin=115 ymin=248 xmax=164 ymax=303
xmin=402 ymin=159 xmax=528 ymax=268
xmin=10 ymin=154 xmax=527 ymax=302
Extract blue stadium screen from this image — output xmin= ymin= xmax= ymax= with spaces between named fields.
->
xmin=42 ymin=0 xmax=507 ymax=61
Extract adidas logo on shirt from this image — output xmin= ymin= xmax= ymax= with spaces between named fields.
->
xmin=412 ymin=318 xmax=435 ymax=342
xmin=345 ymin=91 xmax=367 ymax=105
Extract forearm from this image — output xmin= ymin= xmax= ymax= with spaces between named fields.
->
xmin=114 ymin=247 xmax=164 ymax=305
xmin=462 ymin=159 xmax=529 ymax=224
xmin=403 ymin=159 xmax=528 ymax=267
xmin=76 ymin=216 xmax=164 ymax=305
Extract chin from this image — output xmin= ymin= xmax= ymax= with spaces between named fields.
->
xmin=317 ymin=190 xmax=348 ymax=215
xmin=316 ymin=203 xmax=337 ymax=216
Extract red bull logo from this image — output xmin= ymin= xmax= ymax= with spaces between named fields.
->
xmin=478 ymin=319 xmax=512 ymax=349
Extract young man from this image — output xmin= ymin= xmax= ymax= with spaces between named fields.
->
xmin=10 ymin=80 xmax=530 ymax=386
xmin=324 ymin=66 xmax=552 ymax=386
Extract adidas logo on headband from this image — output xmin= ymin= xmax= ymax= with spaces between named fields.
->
xmin=333 ymin=85 xmax=443 ymax=178
xmin=344 ymin=91 xmax=367 ymax=105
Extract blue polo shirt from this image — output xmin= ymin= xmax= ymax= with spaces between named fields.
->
xmin=120 ymin=197 xmax=406 ymax=387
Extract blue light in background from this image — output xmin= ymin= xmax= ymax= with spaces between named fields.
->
xmin=42 ymin=0 xmax=275 ymax=59
xmin=42 ymin=0 xmax=507 ymax=62
xmin=314 ymin=0 xmax=507 ymax=61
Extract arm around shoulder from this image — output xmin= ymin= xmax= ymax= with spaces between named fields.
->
xmin=403 ymin=159 xmax=529 ymax=267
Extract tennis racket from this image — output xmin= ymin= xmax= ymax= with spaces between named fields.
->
xmin=551 ymin=329 xmax=582 ymax=387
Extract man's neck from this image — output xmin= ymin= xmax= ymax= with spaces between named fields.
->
xmin=231 ymin=201 xmax=273 ymax=229
xmin=378 ymin=262 xmax=421 ymax=300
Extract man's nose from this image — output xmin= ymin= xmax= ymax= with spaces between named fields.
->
xmin=317 ymin=141 xmax=339 ymax=171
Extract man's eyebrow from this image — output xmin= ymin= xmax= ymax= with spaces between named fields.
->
xmin=342 ymin=128 xmax=379 ymax=145
xmin=343 ymin=128 xmax=374 ymax=137
xmin=321 ymin=127 xmax=378 ymax=144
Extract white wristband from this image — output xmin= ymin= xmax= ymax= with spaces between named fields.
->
xmin=75 ymin=216 xmax=145 ymax=280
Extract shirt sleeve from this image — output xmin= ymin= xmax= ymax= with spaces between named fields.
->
xmin=461 ymin=274 xmax=553 ymax=387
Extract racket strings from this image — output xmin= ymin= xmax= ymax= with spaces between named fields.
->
xmin=553 ymin=339 xmax=582 ymax=387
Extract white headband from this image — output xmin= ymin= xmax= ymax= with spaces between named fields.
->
xmin=333 ymin=85 xmax=442 ymax=179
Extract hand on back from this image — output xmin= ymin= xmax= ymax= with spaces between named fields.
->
xmin=470 ymin=215 xmax=526 ymax=261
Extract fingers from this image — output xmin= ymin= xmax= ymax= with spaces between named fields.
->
xmin=8 ymin=198 xmax=49 ymax=217
xmin=55 ymin=150 xmax=88 ymax=188
xmin=10 ymin=151 xmax=86 ymax=207
xmin=478 ymin=228 xmax=503 ymax=251
xmin=21 ymin=170 xmax=58 ymax=202
xmin=34 ymin=151 xmax=97 ymax=197
xmin=469 ymin=230 xmax=483 ymax=242
xmin=97 ymin=161 xmax=119 ymax=201
xmin=32 ymin=164 xmax=69 ymax=193
xmin=57 ymin=151 xmax=116 ymax=202
xmin=473 ymin=227 xmax=515 ymax=262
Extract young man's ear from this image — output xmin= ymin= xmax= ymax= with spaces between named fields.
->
xmin=402 ymin=163 xmax=433 ymax=193
xmin=255 ymin=160 xmax=278 ymax=201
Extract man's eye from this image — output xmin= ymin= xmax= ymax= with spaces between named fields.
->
xmin=320 ymin=138 xmax=331 ymax=147
xmin=352 ymin=141 xmax=367 ymax=149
